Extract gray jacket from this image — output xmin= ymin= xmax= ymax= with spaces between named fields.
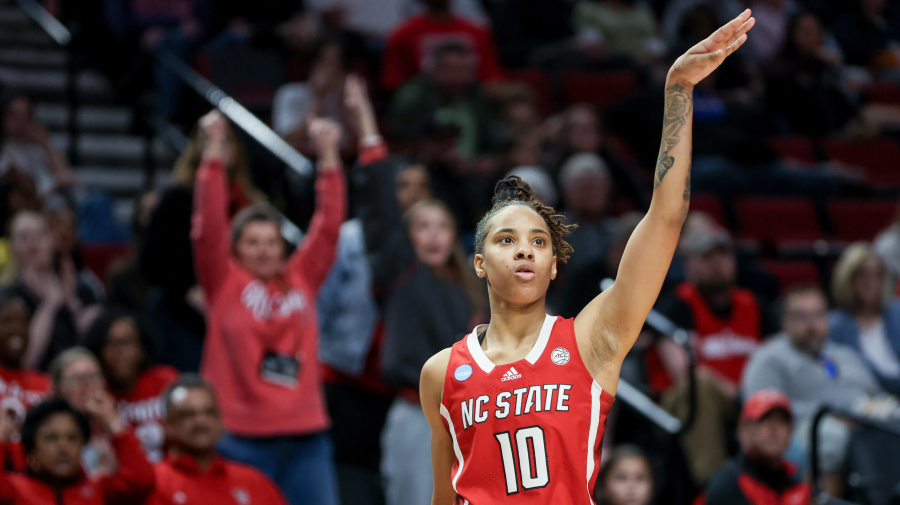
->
xmin=741 ymin=334 xmax=883 ymax=422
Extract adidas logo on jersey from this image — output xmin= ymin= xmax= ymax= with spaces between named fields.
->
xmin=501 ymin=367 xmax=522 ymax=382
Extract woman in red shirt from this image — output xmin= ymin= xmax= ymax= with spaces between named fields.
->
xmin=0 ymin=395 xmax=155 ymax=504
xmin=84 ymin=308 xmax=178 ymax=464
xmin=191 ymin=111 xmax=345 ymax=505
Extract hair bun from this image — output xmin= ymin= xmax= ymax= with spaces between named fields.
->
xmin=492 ymin=175 xmax=535 ymax=206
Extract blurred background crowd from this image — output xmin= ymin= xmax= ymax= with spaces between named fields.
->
xmin=1 ymin=0 xmax=900 ymax=504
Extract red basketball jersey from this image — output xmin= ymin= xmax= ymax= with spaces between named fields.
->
xmin=441 ymin=315 xmax=615 ymax=505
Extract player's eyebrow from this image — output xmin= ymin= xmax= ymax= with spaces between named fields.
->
xmin=493 ymin=228 xmax=549 ymax=236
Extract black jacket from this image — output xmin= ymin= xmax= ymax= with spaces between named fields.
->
xmin=355 ymin=158 xmax=472 ymax=390
xmin=705 ymin=454 xmax=810 ymax=505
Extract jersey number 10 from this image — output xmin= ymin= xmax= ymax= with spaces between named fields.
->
xmin=494 ymin=426 xmax=550 ymax=494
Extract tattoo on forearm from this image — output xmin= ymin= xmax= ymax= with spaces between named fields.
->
xmin=654 ymin=83 xmax=693 ymax=189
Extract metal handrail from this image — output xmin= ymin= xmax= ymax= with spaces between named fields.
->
xmin=809 ymin=406 xmax=900 ymax=505
xmin=13 ymin=0 xmax=306 ymax=243
xmin=16 ymin=0 xmax=79 ymax=164
xmin=153 ymin=51 xmax=313 ymax=178
xmin=16 ymin=0 xmax=312 ymax=178
xmin=14 ymin=0 xmax=70 ymax=46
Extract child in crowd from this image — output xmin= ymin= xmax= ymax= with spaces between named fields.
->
xmin=595 ymin=445 xmax=655 ymax=505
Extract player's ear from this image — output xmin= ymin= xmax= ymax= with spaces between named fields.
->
xmin=474 ymin=253 xmax=487 ymax=278
xmin=550 ymin=256 xmax=557 ymax=280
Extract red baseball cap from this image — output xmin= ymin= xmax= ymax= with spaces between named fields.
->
xmin=741 ymin=389 xmax=793 ymax=422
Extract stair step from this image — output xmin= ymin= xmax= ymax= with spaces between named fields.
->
xmin=0 ymin=47 xmax=67 ymax=68
xmin=52 ymin=133 xmax=178 ymax=165
xmin=0 ymin=28 xmax=54 ymax=47
xmin=0 ymin=7 xmax=29 ymax=24
xmin=0 ymin=66 xmax=113 ymax=103
xmin=76 ymin=165 xmax=172 ymax=193
xmin=35 ymin=104 xmax=133 ymax=134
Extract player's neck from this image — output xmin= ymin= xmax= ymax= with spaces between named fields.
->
xmin=483 ymin=298 xmax=547 ymax=351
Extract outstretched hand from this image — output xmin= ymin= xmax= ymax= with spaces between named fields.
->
xmin=198 ymin=110 xmax=232 ymax=163
xmin=667 ymin=9 xmax=755 ymax=87
xmin=308 ymin=117 xmax=342 ymax=169
xmin=344 ymin=75 xmax=378 ymax=138
xmin=84 ymin=390 xmax=126 ymax=435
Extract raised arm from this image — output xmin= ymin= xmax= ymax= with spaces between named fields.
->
xmin=420 ymin=349 xmax=458 ymax=505
xmin=190 ymin=111 xmax=233 ymax=301
xmin=85 ymin=391 xmax=156 ymax=504
xmin=574 ymin=10 xmax=755 ymax=390
xmin=287 ymin=118 xmax=346 ymax=293
xmin=344 ymin=76 xmax=415 ymax=288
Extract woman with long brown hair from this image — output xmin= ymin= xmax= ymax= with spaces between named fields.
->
xmin=141 ymin=116 xmax=266 ymax=371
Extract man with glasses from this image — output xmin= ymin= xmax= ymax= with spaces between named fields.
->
xmin=742 ymin=285 xmax=893 ymax=496
xmin=148 ymin=374 xmax=288 ymax=505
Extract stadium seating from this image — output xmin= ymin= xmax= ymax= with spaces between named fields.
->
xmin=689 ymin=193 xmax=727 ymax=227
xmin=866 ymin=81 xmax=900 ymax=106
xmin=770 ymin=135 xmax=817 ymax=163
xmin=736 ymin=197 xmax=824 ymax=244
xmin=505 ymin=68 xmax=557 ymax=116
xmin=828 ymin=199 xmax=897 ymax=242
xmin=759 ymin=259 xmax=821 ymax=294
xmin=825 ymin=138 xmax=900 ymax=187
xmin=81 ymin=243 xmax=133 ymax=280
xmin=560 ymin=70 xmax=638 ymax=107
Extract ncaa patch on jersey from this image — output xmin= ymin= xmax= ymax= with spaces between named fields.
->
xmin=454 ymin=364 xmax=473 ymax=381
xmin=551 ymin=347 xmax=570 ymax=365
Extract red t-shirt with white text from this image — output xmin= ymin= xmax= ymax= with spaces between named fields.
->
xmin=111 ymin=366 xmax=179 ymax=463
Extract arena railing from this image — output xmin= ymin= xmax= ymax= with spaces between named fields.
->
xmin=151 ymin=51 xmax=307 ymax=243
xmin=15 ymin=0 xmax=78 ymax=163
xmin=809 ymin=406 xmax=900 ymax=505
xmin=14 ymin=0 xmax=305 ymax=244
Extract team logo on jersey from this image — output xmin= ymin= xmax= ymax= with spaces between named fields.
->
xmin=454 ymin=364 xmax=473 ymax=382
xmin=501 ymin=366 xmax=522 ymax=381
xmin=173 ymin=491 xmax=187 ymax=504
xmin=551 ymin=347 xmax=570 ymax=365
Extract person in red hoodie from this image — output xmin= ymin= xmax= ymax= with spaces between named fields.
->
xmin=0 ymin=294 xmax=51 ymax=412
xmin=0 ymin=395 xmax=155 ymax=504
xmin=381 ymin=0 xmax=504 ymax=90
xmin=148 ymin=374 xmax=287 ymax=505
xmin=0 ymin=294 xmax=51 ymax=473
xmin=83 ymin=307 xmax=178 ymax=464
xmin=191 ymin=110 xmax=345 ymax=505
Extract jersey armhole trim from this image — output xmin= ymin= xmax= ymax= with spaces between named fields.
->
xmin=585 ymin=380 xmax=604 ymax=502
xmin=439 ymin=403 xmax=465 ymax=493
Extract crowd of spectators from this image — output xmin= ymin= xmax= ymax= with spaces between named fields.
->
xmin=1 ymin=0 xmax=900 ymax=504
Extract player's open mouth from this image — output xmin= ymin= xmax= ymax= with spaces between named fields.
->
xmin=514 ymin=264 xmax=535 ymax=281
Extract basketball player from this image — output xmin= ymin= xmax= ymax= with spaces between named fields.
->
xmin=420 ymin=10 xmax=756 ymax=505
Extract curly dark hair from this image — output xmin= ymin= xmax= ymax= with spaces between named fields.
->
xmin=83 ymin=306 xmax=159 ymax=371
xmin=22 ymin=398 xmax=90 ymax=456
xmin=474 ymin=176 xmax=576 ymax=263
